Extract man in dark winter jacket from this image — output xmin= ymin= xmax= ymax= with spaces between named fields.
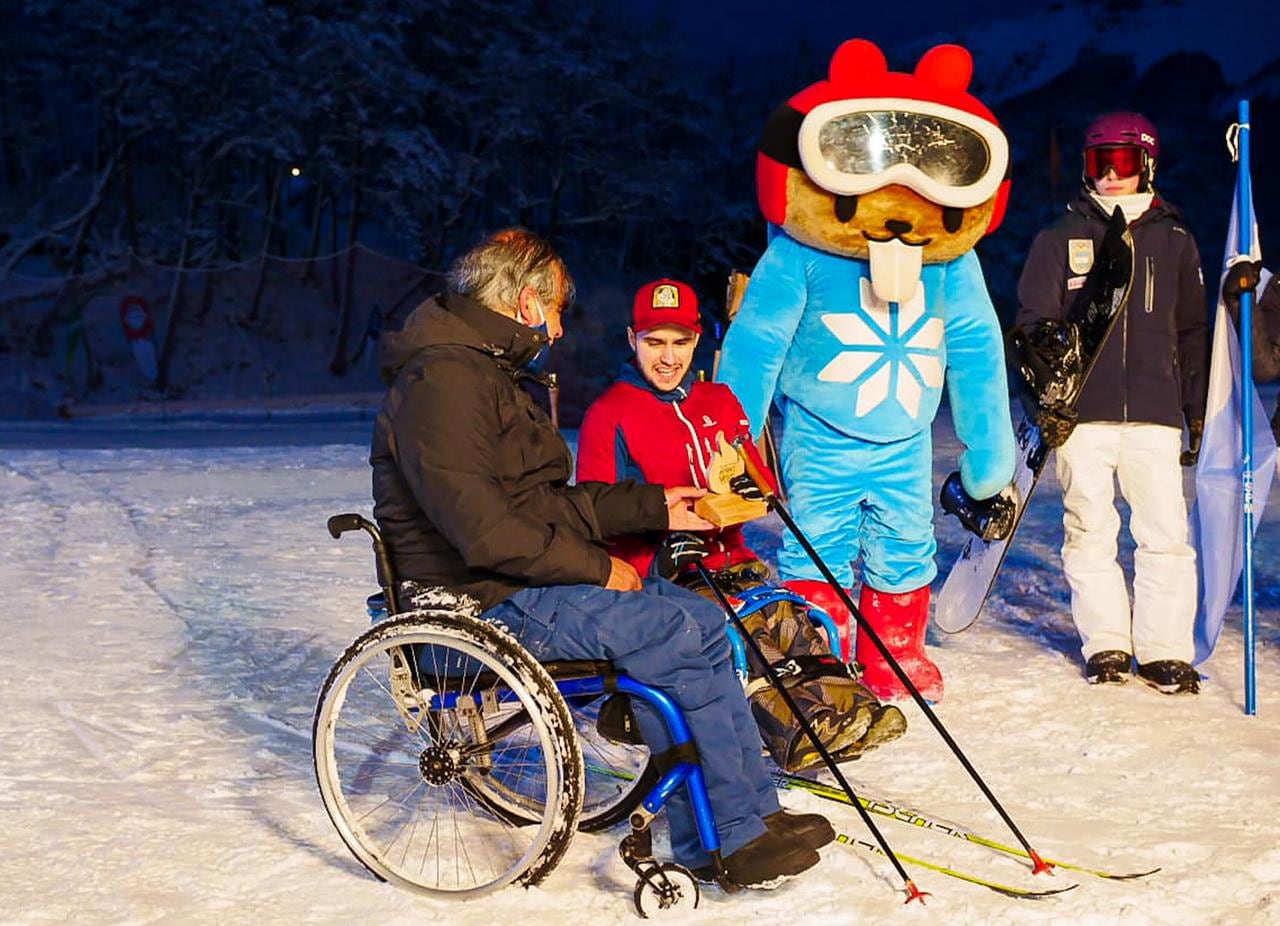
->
xmin=370 ymin=228 xmax=830 ymax=888
xmin=1016 ymin=112 xmax=1208 ymax=695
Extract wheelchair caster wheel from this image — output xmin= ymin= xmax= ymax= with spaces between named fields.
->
xmin=633 ymin=864 xmax=699 ymax=918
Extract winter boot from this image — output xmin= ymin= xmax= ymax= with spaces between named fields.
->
xmin=780 ymin=704 xmax=872 ymax=772
xmin=1136 ymin=659 xmax=1201 ymax=695
xmin=855 ymin=585 xmax=943 ymax=703
xmin=784 ymin=578 xmax=853 ymax=663
xmin=692 ymin=826 xmax=820 ymax=888
xmin=839 ymin=703 xmax=909 ymax=760
xmin=1084 ymin=650 xmax=1131 ymax=685
xmin=764 ymin=808 xmax=835 ymax=850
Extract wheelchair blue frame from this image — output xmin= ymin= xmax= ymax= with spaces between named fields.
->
xmin=429 ymin=675 xmax=719 ymax=855
xmin=369 ymin=579 xmax=842 ymax=866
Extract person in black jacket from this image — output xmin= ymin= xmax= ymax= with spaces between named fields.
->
xmin=370 ymin=228 xmax=830 ymax=888
xmin=1016 ymin=112 xmax=1208 ymax=695
xmin=1223 ymin=261 xmax=1280 ymax=441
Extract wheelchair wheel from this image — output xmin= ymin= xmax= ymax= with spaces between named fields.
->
xmin=570 ymin=696 xmax=656 ymax=833
xmin=313 ymin=612 xmax=583 ymax=898
xmin=452 ymin=692 xmax=656 ymax=833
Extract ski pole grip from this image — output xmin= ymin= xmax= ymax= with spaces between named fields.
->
xmin=734 ymin=441 xmax=776 ymax=503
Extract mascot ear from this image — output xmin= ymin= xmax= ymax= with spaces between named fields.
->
xmin=829 ymin=38 xmax=887 ymax=84
xmin=756 ymin=155 xmax=791 ymax=227
xmin=914 ymin=44 xmax=973 ymax=93
xmin=986 ymin=178 xmax=1011 ymax=236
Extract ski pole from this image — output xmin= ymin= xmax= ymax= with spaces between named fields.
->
xmin=736 ymin=447 xmax=1055 ymax=876
xmin=693 ymin=562 xmax=929 ymax=905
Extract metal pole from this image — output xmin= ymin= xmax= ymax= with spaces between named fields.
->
xmin=1236 ymin=100 xmax=1257 ymax=715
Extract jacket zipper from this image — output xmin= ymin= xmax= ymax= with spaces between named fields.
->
xmin=672 ymin=400 xmax=709 ymax=486
xmin=1122 ymin=282 xmax=1129 ymax=422
xmin=685 ymin=446 xmax=700 ymax=487
xmin=1145 ymin=256 xmax=1155 ymax=314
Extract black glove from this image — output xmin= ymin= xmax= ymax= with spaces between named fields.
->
xmin=1181 ymin=417 xmax=1204 ymax=467
xmin=1035 ymin=405 xmax=1078 ymax=449
xmin=652 ymin=531 xmax=709 ymax=580
xmin=728 ymin=472 xmax=765 ymax=502
xmin=938 ymin=472 xmax=1017 ymax=542
xmin=1224 ymin=260 xmax=1263 ymax=318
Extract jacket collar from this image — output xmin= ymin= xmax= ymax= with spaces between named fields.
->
xmin=442 ymin=292 xmax=548 ymax=369
xmin=378 ymin=292 xmax=550 ymax=384
xmin=617 ymin=360 xmax=694 ymax=403
xmin=1069 ymin=187 xmax=1181 ymax=227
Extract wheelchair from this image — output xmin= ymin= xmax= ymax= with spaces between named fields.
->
xmin=313 ymin=513 xmax=723 ymax=916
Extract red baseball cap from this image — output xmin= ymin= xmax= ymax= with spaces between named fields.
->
xmin=631 ymin=279 xmax=702 ymax=334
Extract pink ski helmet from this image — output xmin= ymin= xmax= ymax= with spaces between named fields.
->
xmin=1083 ymin=111 xmax=1159 ymax=159
xmin=1082 ymin=112 xmax=1159 ymax=190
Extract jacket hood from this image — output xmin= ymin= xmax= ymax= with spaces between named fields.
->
xmin=616 ymin=359 xmax=695 ymax=403
xmin=379 ymin=292 xmax=549 ymax=384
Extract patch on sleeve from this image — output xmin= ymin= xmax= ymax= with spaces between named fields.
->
xmin=1068 ymin=239 xmax=1094 ymax=275
xmin=1067 ymin=275 xmax=1087 ymax=291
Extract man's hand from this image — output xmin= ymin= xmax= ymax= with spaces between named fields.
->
xmin=728 ymin=472 xmax=766 ymax=502
xmin=605 ymin=556 xmax=643 ymax=592
xmin=664 ymin=486 xmax=714 ymax=531
xmin=1181 ymin=417 xmax=1204 ymax=467
xmin=653 ymin=532 xmax=710 ymax=581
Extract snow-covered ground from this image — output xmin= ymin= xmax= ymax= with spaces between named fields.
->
xmin=3 ymin=406 xmax=1279 ymax=925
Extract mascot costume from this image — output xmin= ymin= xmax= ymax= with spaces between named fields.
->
xmin=718 ymin=39 xmax=1015 ymax=702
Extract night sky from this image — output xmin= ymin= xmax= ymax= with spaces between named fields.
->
xmin=626 ymin=0 xmax=1090 ymax=64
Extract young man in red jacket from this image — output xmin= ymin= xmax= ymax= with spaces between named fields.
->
xmin=578 ymin=278 xmax=904 ymax=771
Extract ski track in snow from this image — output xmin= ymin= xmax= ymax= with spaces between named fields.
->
xmin=2 ymin=414 xmax=1280 ymax=925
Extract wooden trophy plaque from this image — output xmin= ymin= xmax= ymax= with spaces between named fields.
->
xmin=693 ymin=432 xmax=769 ymax=528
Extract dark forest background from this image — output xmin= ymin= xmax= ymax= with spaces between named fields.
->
xmin=1 ymin=0 xmax=1277 ymax=421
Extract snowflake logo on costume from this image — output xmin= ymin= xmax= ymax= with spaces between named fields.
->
xmin=817 ymin=278 xmax=944 ymax=417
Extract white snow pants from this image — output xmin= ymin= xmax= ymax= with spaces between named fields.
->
xmin=1054 ymin=422 xmax=1196 ymax=664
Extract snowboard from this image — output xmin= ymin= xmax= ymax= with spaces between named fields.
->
xmin=934 ymin=206 xmax=1135 ymax=633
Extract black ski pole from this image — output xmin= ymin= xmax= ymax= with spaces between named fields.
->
xmin=693 ymin=562 xmax=929 ymax=905
xmin=736 ymin=449 xmax=1055 ymax=876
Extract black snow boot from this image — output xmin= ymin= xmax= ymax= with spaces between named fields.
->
xmin=693 ymin=827 xmax=820 ymax=888
xmin=764 ymin=808 xmax=835 ymax=850
xmin=1136 ymin=660 xmax=1201 ymax=695
xmin=1085 ymin=650 xmax=1132 ymax=685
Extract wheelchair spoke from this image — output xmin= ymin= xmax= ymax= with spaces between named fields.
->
xmin=314 ymin=614 xmax=582 ymax=897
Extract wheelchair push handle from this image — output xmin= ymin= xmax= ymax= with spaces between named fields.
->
xmin=326 ymin=512 xmax=400 ymax=615
xmin=327 ymin=513 xmax=376 ymax=540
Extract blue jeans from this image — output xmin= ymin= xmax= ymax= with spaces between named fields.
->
xmin=483 ymin=578 xmax=779 ymax=866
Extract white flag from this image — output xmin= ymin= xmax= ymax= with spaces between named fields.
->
xmin=1190 ymin=182 xmax=1276 ymax=664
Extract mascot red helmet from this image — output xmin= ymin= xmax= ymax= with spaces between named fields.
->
xmin=756 ymin=39 xmax=1012 ymax=235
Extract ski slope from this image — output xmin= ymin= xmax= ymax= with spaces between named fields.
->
xmin=2 ymin=407 xmax=1279 ymax=925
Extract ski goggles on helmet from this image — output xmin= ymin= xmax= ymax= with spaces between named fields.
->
xmin=797 ymin=98 xmax=1009 ymax=209
xmin=1083 ymin=144 xmax=1145 ymax=180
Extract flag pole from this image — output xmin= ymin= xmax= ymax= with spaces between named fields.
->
xmin=1236 ymin=99 xmax=1257 ymax=715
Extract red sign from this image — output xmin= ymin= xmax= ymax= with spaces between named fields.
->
xmin=119 ymin=295 xmax=154 ymax=342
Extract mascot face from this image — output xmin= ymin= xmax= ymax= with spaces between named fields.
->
xmin=757 ymin=40 xmax=1010 ymax=302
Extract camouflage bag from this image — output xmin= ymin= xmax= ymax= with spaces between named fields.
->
xmin=683 ymin=560 xmax=905 ymax=772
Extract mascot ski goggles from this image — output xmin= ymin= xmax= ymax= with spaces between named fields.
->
xmin=1084 ymin=144 xmax=1144 ymax=180
xmin=797 ymin=98 xmax=1008 ymax=209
